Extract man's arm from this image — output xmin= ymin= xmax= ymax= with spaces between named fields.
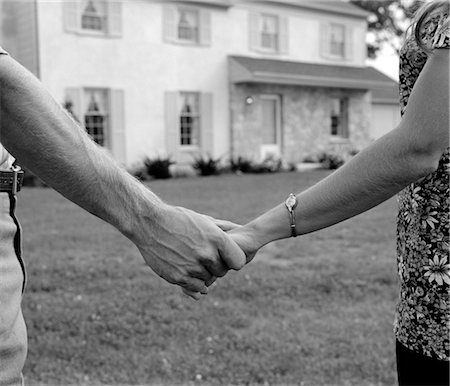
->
xmin=230 ymin=49 xmax=449 ymax=258
xmin=0 ymin=54 xmax=245 ymax=297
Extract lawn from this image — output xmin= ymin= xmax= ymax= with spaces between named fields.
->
xmin=18 ymin=170 xmax=399 ymax=386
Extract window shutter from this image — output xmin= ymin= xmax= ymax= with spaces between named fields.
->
xmin=279 ymin=16 xmax=288 ymax=54
xmin=320 ymin=22 xmax=329 ymax=58
xmin=107 ymin=0 xmax=122 ymax=37
xmin=163 ymin=6 xmax=177 ymax=43
xmin=200 ymin=93 xmax=213 ymax=156
xmin=345 ymin=26 xmax=353 ymax=61
xmin=249 ymin=13 xmax=259 ymax=51
xmin=64 ymin=88 xmax=83 ymax=124
xmin=63 ymin=1 xmax=80 ymax=33
xmin=109 ymin=89 xmax=126 ymax=164
xmin=165 ymin=91 xmax=179 ymax=157
xmin=199 ymin=10 xmax=211 ymax=46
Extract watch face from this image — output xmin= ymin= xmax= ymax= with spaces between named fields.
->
xmin=286 ymin=194 xmax=297 ymax=211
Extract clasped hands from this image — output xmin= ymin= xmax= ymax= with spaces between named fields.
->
xmin=133 ymin=204 xmax=260 ymax=300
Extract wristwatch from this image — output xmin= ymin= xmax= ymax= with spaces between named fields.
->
xmin=285 ymin=193 xmax=298 ymax=237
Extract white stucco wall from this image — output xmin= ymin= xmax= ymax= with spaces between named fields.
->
xmin=35 ymin=0 xmax=368 ymax=167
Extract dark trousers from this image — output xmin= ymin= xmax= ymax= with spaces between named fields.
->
xmin=396 ymin=340 xmax=450 ymax=386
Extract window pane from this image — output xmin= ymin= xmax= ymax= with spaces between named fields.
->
xmin=177 ymin=9 xmax=199 ymax=42
xmin=179 ymin=93 xmax=200 ymax=146
xmin=260 ymin=14 xmax=278 ymax=50
xmin=329 ymin=24 xmax=345 ymax=57
xmin=84 ymin=89 xmax=108 ymax=147
xmin=330 ymin=97 xmax=349 ymax=137
xmin=81 ymin=0 xmax=106 ymax=32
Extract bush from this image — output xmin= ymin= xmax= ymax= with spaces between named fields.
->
xmin=192 ymin=155 xmax=221 ymax=176
xmin=144 ymin=157 xmax=173 ymax=179
xmin=318 ymin=152 xmax=345 ymax=170
xmin=230 ymin=156 xmax=253 ymax=174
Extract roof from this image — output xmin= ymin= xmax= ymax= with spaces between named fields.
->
xmin=162 ymin=1 xmax=370 ymax=16
xmin=229 ymin=55 xmax=398 ymax=92
xmin=371 ymin=83 xmax=400 ymax=104
xmin=164 ymin=0 xmax=232 ymax=8
xmin=258 ymin=1 xmax=369 ymax=18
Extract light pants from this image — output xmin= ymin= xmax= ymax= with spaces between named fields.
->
xmin=0 ymin=192 xmax=27 ymax=385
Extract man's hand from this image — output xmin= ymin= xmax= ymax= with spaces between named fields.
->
xmin=133 ymin=205 xmax=246 ymax=299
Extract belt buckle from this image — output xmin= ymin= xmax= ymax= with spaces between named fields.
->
xmin=11 ymin=165 xmax=20 ymax=195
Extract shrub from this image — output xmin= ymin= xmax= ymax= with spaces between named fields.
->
xmin=318 ymin=152 xmax=345 ymax=170
xmin=230 ymin=156 xmax=253 ymax=174
xmin=192 ymin=155 xmax=221 ymax=176
xmin=144 ymin=157 xmax=173 ymax=179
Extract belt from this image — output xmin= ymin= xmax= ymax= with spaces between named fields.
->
xmin=0 ymin=167 xmax=24 ymax=194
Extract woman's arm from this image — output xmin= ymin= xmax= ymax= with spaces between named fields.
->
xmin=0 ymin=54 xmax=246 ymax=296
xmin=233 ymin=49 xmax=449 ymax=256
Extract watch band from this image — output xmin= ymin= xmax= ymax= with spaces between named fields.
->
xmin=285 ymin=193 xmax=298 ymax=237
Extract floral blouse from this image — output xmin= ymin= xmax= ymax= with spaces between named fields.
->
xmin=394 ymin=15 xmax=450 ymax=360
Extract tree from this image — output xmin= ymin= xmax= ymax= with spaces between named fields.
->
xmin=350 ymin=0 xmax=420 ymax=58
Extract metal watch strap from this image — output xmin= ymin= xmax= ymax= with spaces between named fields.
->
xmin=285 ymin=193 xmax=298 ymax=237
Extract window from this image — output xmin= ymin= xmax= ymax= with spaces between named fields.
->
xmin=63 ymin=0 xmax=122 ymax=37
xmin=249 ymin=13 xmax=288 ymax=54
xmin=84 ymin=89 xmax=108 ymax=146
xmin=179 ymin=93 xmax=200 ymax=146
xmin=322 ymin=23 xmax=351 ymax=60
xmin=260 ymin=14 xmax=279 ymax=51
xmin=163 ymin=6 xmax=210 ymax=46
xmin=330 ymin=98 xmax=349 ymax=138
xmin=329 ymin=24 xmax=345 ymax=58
xmin=81 ymin=0 xmax=106 ymax=32
xmin=177 ymin=9 xmax=199 ymax=43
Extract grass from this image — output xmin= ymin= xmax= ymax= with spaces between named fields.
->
xmin=17 ymin=170 xmax=399 ymax=386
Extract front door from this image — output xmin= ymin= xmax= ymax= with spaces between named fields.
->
xmin=260 ymin=94 xmax=281 ymax=160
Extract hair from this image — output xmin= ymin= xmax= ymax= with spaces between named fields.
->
xmin=409 ymin=0 xmax=450 ymax=52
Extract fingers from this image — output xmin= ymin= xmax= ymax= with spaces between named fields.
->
xmin=182 ymin=287 xmax=202 ymax=300
xmin=206 ymin=275 xmax=217 ymax=287
xmin=214 ymin=219 xmax=242 ymax=232
xmin=203 ymin=215 xmax=242 ymax=232
xmin=218 ymin=233 xmax=246 ymax=270
xmin=181 ymin=277 xmax=209 ymax=294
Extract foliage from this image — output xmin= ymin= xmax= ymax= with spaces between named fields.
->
xmin=230 ymin=155 xmax=283 ymax=174
xmin=350 ymin=0 xmax=418 ymax=57
xmin=143 ymin=156 xmax=173 ymax=179
xmin=230 ymin=156 xmax=253 ymax=174
xmin=318 ymin=151 xmax=346 ymax=170
xmin=192 ymin=155 xmax=221 ymax=176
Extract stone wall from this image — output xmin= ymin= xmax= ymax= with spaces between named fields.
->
xmin=230 ymin=83 xmax=372 ymax=164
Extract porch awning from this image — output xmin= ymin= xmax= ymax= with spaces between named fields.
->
xmin=229 ymin=55 xmax=397 ymax=91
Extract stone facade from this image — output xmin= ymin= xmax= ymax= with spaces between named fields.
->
xmin=230 ymin=83 xmax=372 ymax=164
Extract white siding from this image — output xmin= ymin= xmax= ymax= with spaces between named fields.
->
xmin=35 ymin=0 xmax=369 ymax=166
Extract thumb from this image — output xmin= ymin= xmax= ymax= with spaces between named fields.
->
xmin=218 ymin=232 xmax=246 ymax=270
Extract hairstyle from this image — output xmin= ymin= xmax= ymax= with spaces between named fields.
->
xmin=410 ymin=0 xmax=450 ymax=52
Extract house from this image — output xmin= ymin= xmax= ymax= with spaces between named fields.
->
xmin=0 ymin=0 xmax=400 ymax=167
